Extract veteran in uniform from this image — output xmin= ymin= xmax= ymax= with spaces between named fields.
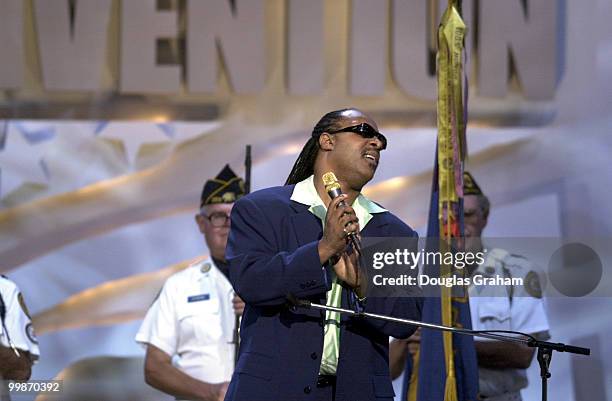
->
xmin=136 ymin=165 xmax=246 ymax=401
xmin=463 ymin=172 xmax=550 ymax=401
xmin=390 ymin=172 xmax=550 ymax=401
xmin=1 ymin=275 xmax=40 ymax=401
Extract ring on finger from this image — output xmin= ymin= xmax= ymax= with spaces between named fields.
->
xmin=344 ymin=219 xmax=356 ymax=228
xmin=345 ymin=220 xmax=359 ymax=230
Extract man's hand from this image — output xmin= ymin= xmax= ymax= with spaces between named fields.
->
xmin=389 ymin=328 xmax=422 ymax=380
xmin=0 ymin=346 xmax=32 ymax=381
xmin=475 ymin=340 xmax=536 ymax=369
xmin=334 ymin=248 xmax=365 ymax=296
xmin=318 ymin=194 xmax=359 ymax=263
xmin=145 ymin=344 xmax=231 ymax=401
xmin=232 ymin=295 xmax=245 ymax=316
xmin=211 ymin=382 xmax=229 ymax=401
xmin=407 ymin=328 xmax=421 ymax=357
xmin=317 ymin=193 xmax=365 ymax=293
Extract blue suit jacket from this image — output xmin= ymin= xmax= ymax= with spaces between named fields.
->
xmin=225 ymin=185 xmax=422 ymax=401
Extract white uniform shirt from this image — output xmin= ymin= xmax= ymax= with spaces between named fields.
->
xmin=135 ymin=259 xmax=235 ymax=384
xmin=469 ymin=249 xmax=549 ymax=398
xmin=0 ymin=276 xmax=40 ymax=358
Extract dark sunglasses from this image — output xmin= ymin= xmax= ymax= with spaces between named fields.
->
xmin=327 ymin=123 xmax=387 ymax=150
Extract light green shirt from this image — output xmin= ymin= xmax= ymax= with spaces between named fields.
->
xmin=290 ymin=175 xmax=386 ymax=375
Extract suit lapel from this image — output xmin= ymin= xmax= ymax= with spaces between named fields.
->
xmin=361 ymin=212 xmax=389 ymax=237
xmin=289 ymin=200 xmax=323 ymax=247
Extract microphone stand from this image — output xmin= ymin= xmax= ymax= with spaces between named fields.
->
xmin=289 ymin=297 xmax=590 ymax=401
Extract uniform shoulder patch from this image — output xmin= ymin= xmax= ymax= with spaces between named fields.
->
xmin=26 ymin=323 xmax=38 ymax=344
xmin=484 ymin=266 xmax=496 ymax=276
xmin=524 ymin=271 xmax=543 ymax=298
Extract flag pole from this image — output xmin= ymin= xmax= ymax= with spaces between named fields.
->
xmin=232 ymin=145 xmax=252 ymax=367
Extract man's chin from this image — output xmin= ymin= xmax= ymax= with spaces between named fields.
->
xmin=344 ymin=167 xmax=375 ymax=192
xmin=464 ymin=237 xmax=483 ymax=253
xmin=359 ymin=167 xmax=376 ymax=184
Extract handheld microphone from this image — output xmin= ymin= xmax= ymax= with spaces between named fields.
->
xmin=323 ymin=172 xmax=345 ymax=206
xmin=322 ymin=172 xmax=365 ymax=303
xmin=322 ymin=172 xmax=361 ymax=247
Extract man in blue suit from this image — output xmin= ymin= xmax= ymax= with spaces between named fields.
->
xmin=225 ymin=108 xmax=423 ymax=401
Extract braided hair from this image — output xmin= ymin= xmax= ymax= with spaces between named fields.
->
xmin=285 ymin=108 xmax=354 ymax=185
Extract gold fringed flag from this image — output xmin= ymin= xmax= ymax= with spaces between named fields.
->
xmin=438 ymin=3 xmax=467 ymax=401
xmin=402 ymin=1 xmax=478 ymax=401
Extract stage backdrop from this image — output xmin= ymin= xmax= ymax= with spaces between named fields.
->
xmin=0 ymin=1 xmax=611 ymax=400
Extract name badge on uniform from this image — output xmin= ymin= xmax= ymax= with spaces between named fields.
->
xmin=187 ymin=294 xmax=210 ymax=303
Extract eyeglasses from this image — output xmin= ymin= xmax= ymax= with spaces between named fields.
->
xmin=201 ymin=212 xmax=231 ymax=227
xmin=327 ymin=123 xmax=387 ymax=150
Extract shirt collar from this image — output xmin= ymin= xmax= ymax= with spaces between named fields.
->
xmin=290 ymin=175 xmax=386 ymax=229
xmin=291 ymin=175 xmax=324 ymax=208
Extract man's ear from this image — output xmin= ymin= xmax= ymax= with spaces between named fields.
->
xmin=480 ymin=212 xmax=488 ymax=232
xmin=319 ymin=133 xmax=335 ymax=151
xmin=195 ymin=214 xmax=206 ymax=234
